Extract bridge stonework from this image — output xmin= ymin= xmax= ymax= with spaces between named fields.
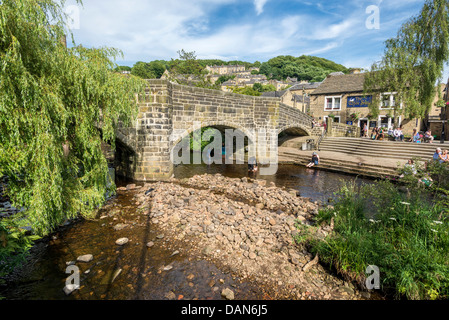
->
xmin=116 ymin=79 xmax=313 ymax=181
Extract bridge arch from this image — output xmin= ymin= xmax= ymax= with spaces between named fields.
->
xmin=171 ymin=120 xmax=256 ymax=147
xmin=276 ymin=125 xmax=312 ymax=137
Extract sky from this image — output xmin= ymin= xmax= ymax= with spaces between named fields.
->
xmin=65 ymin=0 xmax=448 ymax=80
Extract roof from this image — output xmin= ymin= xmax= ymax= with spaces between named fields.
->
xmin=292 ymin=95 xmax=311 ymax=103
xmin=311 ymin=73 xmax=366 ymax=95
xmin=261 ymin=90 xmax=287 ymax=98
xmin=289 ymin=82 xmax=322 ymax=91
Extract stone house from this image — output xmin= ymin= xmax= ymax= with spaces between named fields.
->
xmin=309 ymin=71 xmax=426 ymax=136
xmin=206 ymin=65 xmax=246 ymax=75
xmin=426 ymin=82 xmax=448 ymax=140
xmin=261 ymin=82 xmax=322 ymax=113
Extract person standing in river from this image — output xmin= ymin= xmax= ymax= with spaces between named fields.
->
xmin=248 ymin=156 xmax=258 ymax=173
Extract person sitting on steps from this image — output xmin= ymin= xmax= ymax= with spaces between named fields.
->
xmin=409 ymin=129 xmax=421 ymax=143
xmin=371 ymin=127 xmax=378 ymax=140
xmin=424 ymin=130 xmax=434 ymax=143
xmin=377 ymin=127 xmax=385 ymax=140
xmin=306 ymin=152 xmax=320 ymax=168
xmin=394 ymin=127 xmax=404 ymax=142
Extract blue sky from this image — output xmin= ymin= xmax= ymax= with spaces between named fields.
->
xmin=66 ymin=0 xmax=447 ymax=78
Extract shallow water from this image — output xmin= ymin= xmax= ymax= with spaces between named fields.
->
xmin=174 ymin=163 xmax=373 ymax=203
xmin=0 ymin=164 xmax=373 ymax=300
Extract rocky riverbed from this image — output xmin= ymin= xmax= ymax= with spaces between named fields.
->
xmin=124 ymin=173 xmax=369 ymax=300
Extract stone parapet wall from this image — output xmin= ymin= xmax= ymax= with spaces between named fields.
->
xmin=327 ymin=120 xmax=360 ymax=138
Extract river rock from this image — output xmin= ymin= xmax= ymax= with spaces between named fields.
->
xmin=146 ymin=241 xmax=155 ymax=248
xmin=221 ymin=288 xmax=235 ymax=300
xmin=77 ymin=254 xmax=93 ymax=263
xmin=165 ymin=291 xmax=176 ymax=300
xmin=115 ymin=237 xmax=129 ymax=246
xmin=113 ymin=223 xmax=128 ymax=231
xmin=170 ymin=250 xmax=180 ymax=257
xmin=63 ymin=284 xmax=79 ymax=296
xmin=111 ymin=268 xmax=122 ymax=283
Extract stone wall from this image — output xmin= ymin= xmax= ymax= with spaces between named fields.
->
xmin=326 ymin=119 xmax=360 ymax=138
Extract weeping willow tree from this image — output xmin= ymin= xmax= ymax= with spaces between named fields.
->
xmin=364 ymin=0 xmax=449 ymax=120
xmin=0 ymin=0 xmax=146 ymax=238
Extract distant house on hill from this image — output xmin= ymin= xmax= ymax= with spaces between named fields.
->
xmin=262 ymin=82 xmax=322 ymax=113
xmin=206 ymin=65 xmax=246 ymax=75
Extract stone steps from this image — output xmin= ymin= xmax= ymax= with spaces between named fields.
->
xmin=278 ymin=151 xmax=399 ymax=179
xmin=319 ymin=137 xmax=440 ymax=160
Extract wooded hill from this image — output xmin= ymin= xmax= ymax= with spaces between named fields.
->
xmin=118 ymin=55 xmax=351 ymax=83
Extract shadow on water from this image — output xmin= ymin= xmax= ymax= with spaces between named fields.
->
xmin=0 ymin=163 xmax=374 ymax=300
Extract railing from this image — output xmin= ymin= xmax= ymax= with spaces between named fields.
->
xmin=315 ymin=127 xmax=327 ymax=150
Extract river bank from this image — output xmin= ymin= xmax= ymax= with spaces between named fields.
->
xmin=1 ymin=167 xmax=379 ymax=300
xmin=129 ymin=173 xmax=374 ymax=300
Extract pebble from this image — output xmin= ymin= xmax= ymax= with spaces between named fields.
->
xmin=146 ymin=241 xmax=155 ymax=248
xmin=221 ymin=288 xmax=235 ymax=300
xmin=115 ymin=237 xmax=129 ymax=246
xmin=63 ymin=284 xmax=78 ymax=296
xmin=77 ymin=254 xmax=93 ymax=263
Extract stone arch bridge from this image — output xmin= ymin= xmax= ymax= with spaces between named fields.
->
xmin=116 ymin=79 xmax=313 ymax=181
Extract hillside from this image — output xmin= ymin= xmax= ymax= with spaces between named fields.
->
xmin=122 ymin=54 xmax=351 ymax=83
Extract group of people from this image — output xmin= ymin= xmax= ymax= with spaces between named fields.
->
xmin=399 ymin=147 xmax=449 ymax=187
xmin=362 ymin=124 xmax=434 ymax=144
xmin=312 ymin=119 xmax=327 ymax=131
xmin=399 ymin=158 xmax=433 ymax=187
xmin=433 ymin=147 xmax=449 ymax=164
xmin=409 ymin=129 xmax=434 ymax=144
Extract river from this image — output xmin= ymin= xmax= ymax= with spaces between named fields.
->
xmin=0 ymin=164 xmax=374 ymax=300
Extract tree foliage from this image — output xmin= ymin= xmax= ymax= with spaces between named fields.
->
xmin=130 ymin=61 xmax=166 ymax=79
xmin=364 ymin=0 xmax=449 ymax=120
xmin=258 ymin=55 xmax=349 ymax=82
xmin=0 ymin=0 xmax=146 ymax=236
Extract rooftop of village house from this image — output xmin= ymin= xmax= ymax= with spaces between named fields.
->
xmin=310 ymin=72 xmax=367 ymax=95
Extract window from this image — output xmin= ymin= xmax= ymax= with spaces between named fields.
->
xmin=380 ymin=117 xmax=389 ymax=128
xmin=324 ymin=116 xmax=340 ymax=123
xmin=324 ymin=96 xmax=342 ymax=111
xmin=380 ymin=93 xmax=399 ymax=109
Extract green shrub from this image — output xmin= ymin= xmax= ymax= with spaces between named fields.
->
xmin=298 ymin=180 xmax=449 ymax=300
xmin=0 ymin=219 xmax=40 ymax=278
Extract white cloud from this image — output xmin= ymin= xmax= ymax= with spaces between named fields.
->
xmin=64 ymin=0 xmax=424 ymax=68
xmin=254 ymin=0 xmax=269 ymax=15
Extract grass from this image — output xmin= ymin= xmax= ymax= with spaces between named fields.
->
xmin=295 ymin=179 xmax=449 ymax=300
